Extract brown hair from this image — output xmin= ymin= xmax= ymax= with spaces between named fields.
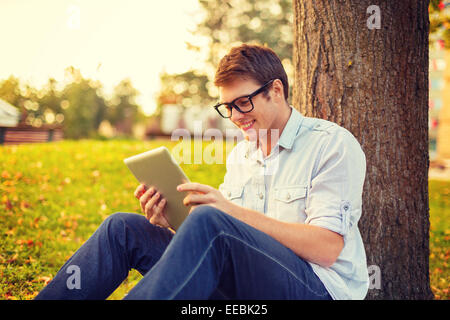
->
xmin=214 ymin=43 xmax=289 ymax=101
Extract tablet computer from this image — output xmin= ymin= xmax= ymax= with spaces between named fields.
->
xmin=124 ymin=146 xmax=190 ymax=230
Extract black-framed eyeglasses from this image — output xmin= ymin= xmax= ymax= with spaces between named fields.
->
xmin=213 ymin=79 xmax=275 ymax=119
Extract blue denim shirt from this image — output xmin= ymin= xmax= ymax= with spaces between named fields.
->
xmin=219 ymin=107 xmax=369 ymax=300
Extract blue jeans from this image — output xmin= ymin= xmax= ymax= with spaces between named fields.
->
xmin=35 ymin=205 xmax=331 ymax=300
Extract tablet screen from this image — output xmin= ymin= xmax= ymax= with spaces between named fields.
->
xmin=124 ymin=146 xmax=191 ymax=230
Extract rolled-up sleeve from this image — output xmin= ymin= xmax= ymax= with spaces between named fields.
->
xmin=304 ymin=129 xmax=366 ymax=238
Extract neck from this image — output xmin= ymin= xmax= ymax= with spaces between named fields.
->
xmin=259 ymin=104 xmax=292 ymax=157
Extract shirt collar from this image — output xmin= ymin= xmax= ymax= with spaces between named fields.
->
xmin=277 ymin=106 xmax=304 ymax=151
xmin=245 ymin=106 xmax=304 ymax=160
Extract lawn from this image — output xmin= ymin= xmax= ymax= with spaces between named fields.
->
xmin=0 ymin=140 xmax=448 ymax=299
xmin=428 ymin=180 xmax=450 ymax=299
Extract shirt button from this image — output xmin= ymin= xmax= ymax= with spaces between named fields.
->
xmin=258 ymin=193 xmax=264 ymax=200
xmin=227 ymin=192 xmax=231 ymax=198
xmin=286 ymin=193 xmax=291 ymax=200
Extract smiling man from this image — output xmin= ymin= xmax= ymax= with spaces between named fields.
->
xmin=172 ymin=44 xmax=369 ymax=300
xmin=35 ymin=44 xmax=368 ymax=300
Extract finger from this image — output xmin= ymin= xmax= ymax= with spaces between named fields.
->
xmin=177 ymin=182 xmax=213 ymax=194
xmin=139 ymin=186 xmax=154 ymax=203
xmin=144 ymin=192 xmax=161 ymax=220
xmin=151 ymin=207 xmax=170 ymax=227
xmin=140 ymin=187 xmax=156 ymax=212
xmin=183 ymin=193 xmax=211 ymax=206
xmin=134 ymin=184 xmax=147 ymax=198
xmin=150 ymin=199 xmax=170 ymax=227
xmin=150 ymin=215 xmax=170 ymax=228
xmin=152 ymin=197 xmax=166 ymax=219
xmin=144 ymin=192 xmax=160 ymax=218
xmin=140 ymin=188 xmax=156 ymax=215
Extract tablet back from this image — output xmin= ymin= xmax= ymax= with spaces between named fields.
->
xmin=124 ymin=146 xmax=190 ymax=230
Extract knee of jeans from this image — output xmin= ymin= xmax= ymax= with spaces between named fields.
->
xmin=184 ymin=205 xmax=227 ymax=230
xmin=102 ymin=212 xmax=145 ymax=233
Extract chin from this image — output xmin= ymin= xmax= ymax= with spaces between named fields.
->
xmin=242 ymin=128 xmax=258 ymax=142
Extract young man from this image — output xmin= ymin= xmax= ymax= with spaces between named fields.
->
xmin=35 ymin=44 xmax=368 ymax=300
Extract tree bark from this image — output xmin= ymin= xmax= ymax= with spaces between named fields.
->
xmin=292 ymin=0 xmax=433 ymax=299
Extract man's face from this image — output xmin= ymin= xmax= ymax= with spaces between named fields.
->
xmin=219 ymin=78 xmax=280 ymax=142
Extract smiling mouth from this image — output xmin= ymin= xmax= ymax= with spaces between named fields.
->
xmin=240 ymin=120 xmax=255 ymax=131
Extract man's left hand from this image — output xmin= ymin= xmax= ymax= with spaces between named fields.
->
xmin=177 ymin=182 xmax=232 ymax=214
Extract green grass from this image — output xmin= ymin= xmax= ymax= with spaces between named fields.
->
xmin=0 ymin=139 xmax=228 ymax=299
xmin=428 ymin=180 xmax=450 ymax=300
xmin=0 ymin=140 xmax=448 ymax=299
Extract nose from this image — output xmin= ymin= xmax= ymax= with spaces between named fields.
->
xmin=230 ymin=107 xmax=245 ymax=123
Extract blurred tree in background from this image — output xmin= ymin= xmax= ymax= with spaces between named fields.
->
xmin=108 ymin=79 xmax=145 ymax=136
xmin=0 ymin=76 xmax=27 ymax=109
xmin=159 ymin=0 xmax=449 ymax=109
xmin=192 ymin=0 xmax=293 ymax=68
xmin=39 ymin=78 xmax=65 ymax=122
xmin=0 ymin=67 xmax=145 ymax=139
xmin=430 ymin=0 xmax=450 ymax=48
xmin=60 ymin=67 xmax=108 ymax=139
xmin=157 ymin=0 xmax=294 ymax=108
xmin=156 ymin=70 xmax=214 ymax=112
xmin=1 ymin=0 xmax=447 ymax=139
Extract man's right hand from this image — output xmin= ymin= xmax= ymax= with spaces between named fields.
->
xmin=134 ymin=184 xmax=170 ymax=228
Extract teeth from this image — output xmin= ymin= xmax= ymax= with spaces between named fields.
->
xmin=242 ymin=121 xmax=254 ymax=129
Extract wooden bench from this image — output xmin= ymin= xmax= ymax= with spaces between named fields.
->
xmin=0 ymin=125 xmax=63 ymax=145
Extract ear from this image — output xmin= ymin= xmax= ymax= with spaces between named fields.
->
xmin=271 ymin=79 xmax=285 ymax=101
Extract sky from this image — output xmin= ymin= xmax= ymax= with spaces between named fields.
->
xmin=0 ymin=0 xmax=206 ymax=115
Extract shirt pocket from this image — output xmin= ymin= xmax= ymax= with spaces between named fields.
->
xmin=220 ymin=184 xmax=245 ymax=206
xmin=273 ymin=185 xmax=308 ymax=222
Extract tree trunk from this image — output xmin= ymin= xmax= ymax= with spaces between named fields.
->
xmin=292 ymin=0 xmax=433 ymax=299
